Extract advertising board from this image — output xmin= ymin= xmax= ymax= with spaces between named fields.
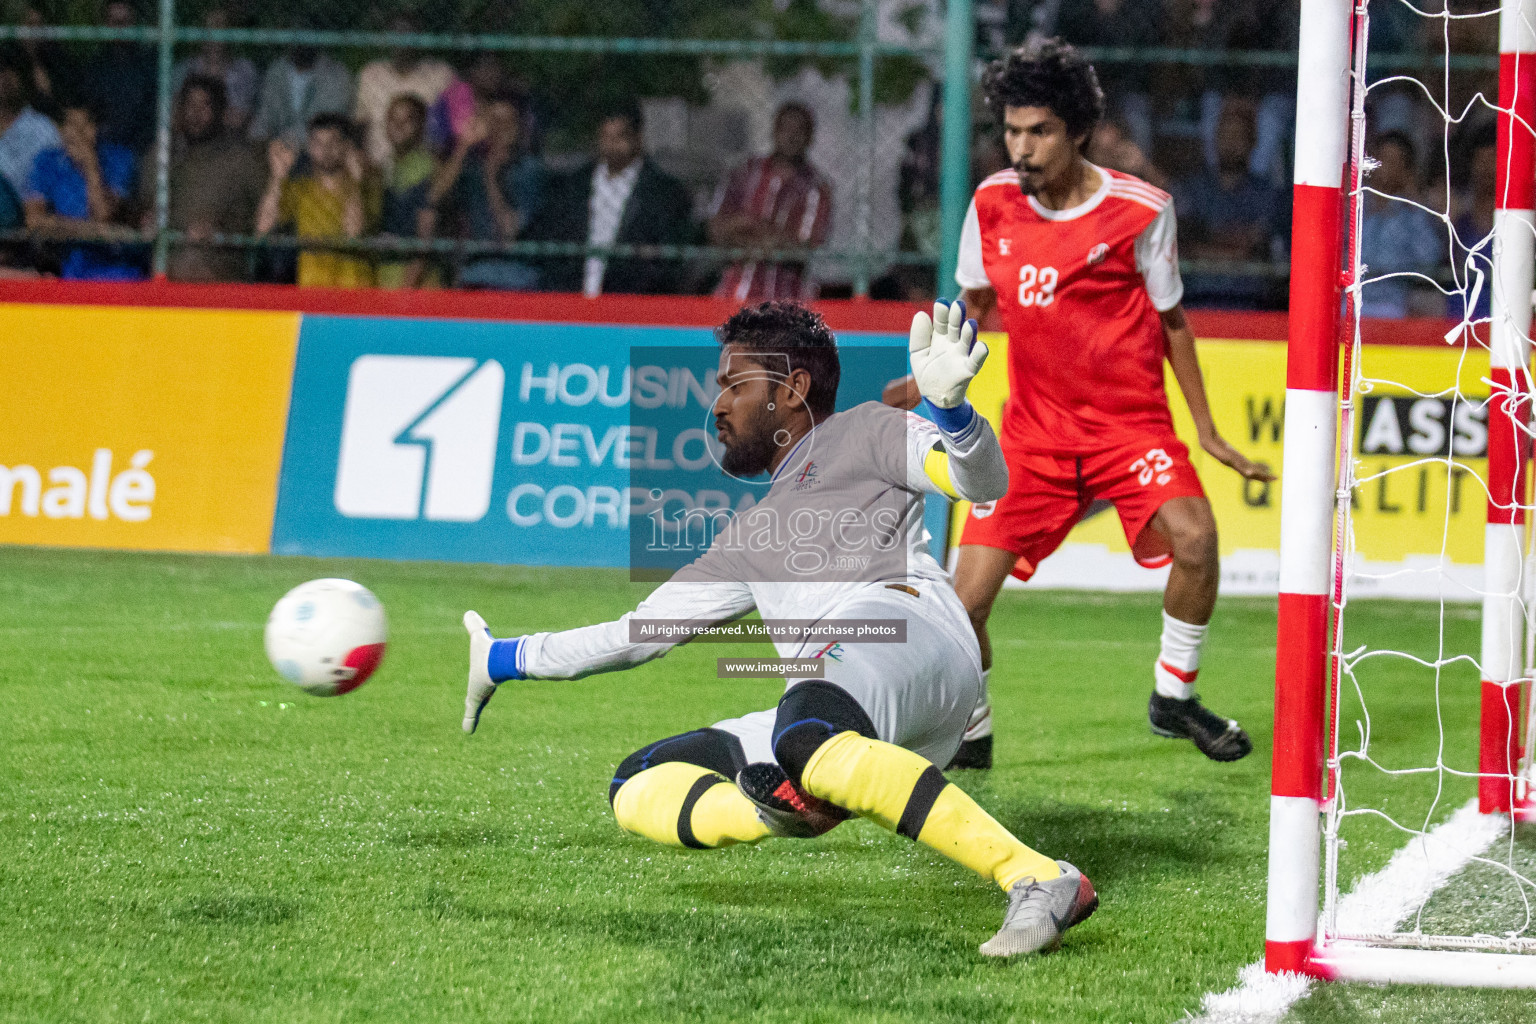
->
xmin=0 ymin=302 xmax=298 ymax=553
xmin=272 ymin=315 xmax=910 ymax=567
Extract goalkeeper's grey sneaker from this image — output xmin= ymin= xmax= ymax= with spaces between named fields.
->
xmin=979 ymin=860 xmax=1098 ymax=958
xmin=1148 ymin=692 xmax=1252 ymax=762
xmin=462 ymin=610 xmax=497 ymax=734
xmin=735 ymin=763 xmax=851 ymax=838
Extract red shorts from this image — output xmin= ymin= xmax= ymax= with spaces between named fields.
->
xmin=959 ymin=435 xmax=1207 ymax=581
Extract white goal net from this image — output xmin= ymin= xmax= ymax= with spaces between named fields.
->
xmin=1319 ymin=0 xmax=1536 ymax=977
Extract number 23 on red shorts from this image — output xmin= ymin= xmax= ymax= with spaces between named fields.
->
xmin=960 ymin=435 xmax=1206 ymax=581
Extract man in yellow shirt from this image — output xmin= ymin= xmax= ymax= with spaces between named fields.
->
xmin=255 ymin=113 xmax=377 ymax=287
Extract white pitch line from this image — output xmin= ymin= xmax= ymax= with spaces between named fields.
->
xmin=1182 ymin=799 xmax=1509 ymax=1024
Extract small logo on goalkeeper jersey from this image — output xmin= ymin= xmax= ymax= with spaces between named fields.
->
xmin=812 ymin=641 xmax=844 ymax=661
xmin=792 ymin=461 xmax=821 ymax=492
xmin=1087 ymin=242 xmax=1109 ymax=265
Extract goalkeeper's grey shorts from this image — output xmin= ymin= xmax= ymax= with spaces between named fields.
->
xmin=710 ymin=582 xmax=983 ymax=769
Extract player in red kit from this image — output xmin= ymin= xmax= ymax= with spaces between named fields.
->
xmin=888 ymin=40 xmax=1274 ymax=770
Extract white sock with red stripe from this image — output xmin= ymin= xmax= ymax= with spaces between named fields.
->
xmin=962 ymin=669 xmax=992 ymax=740
xmin=1154 ymin=611 xmax=1206 ymax=700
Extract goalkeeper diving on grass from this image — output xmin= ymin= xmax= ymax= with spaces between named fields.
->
xmin=460 ymin=300 xmax=1097 ymax=957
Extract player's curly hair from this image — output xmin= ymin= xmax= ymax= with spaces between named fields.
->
xmin=981 ymin=38 xmax=1105 ymax=145
xmin=717 ymin=301 xmax=840 ymax=420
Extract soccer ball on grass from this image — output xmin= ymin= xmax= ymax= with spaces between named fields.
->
xmin=264 ymin=578 xmax=388 ymax=696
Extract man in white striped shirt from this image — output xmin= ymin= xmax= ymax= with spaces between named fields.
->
xmin=707 ymin=103 xmax=833 ymax=301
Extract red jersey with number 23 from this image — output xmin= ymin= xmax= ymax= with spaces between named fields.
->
xmin=955 ymin=164 xmax=1184 ymax=455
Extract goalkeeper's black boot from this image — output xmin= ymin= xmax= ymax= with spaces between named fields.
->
xmin=946 ymin=735 xmax=993 ymax=771
xmin=1148 ymin=692 xmax=1252 ymax=762
xmin=735 ymin=763 xmax=851 ymax=838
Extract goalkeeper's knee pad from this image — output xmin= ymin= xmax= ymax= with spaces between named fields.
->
xmin=771 ymin=680 xmax=878 ymax=784
xmin=609 ymin=727 xmax=746 ymax=805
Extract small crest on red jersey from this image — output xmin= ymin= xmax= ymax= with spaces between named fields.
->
xmin=1086 ymin=242 xmax=1110 ymax=265
xmin=999 ymin=238 xmax=1012 ymax=256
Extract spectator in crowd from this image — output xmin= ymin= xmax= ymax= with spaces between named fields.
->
xmin=1446 ymin=1 xmax=1500 ymax=124
xmin=1449 ymin=125 xmax=1496 ymax=321
xmin=375 ymin=95 xmax=439 ymax=289
xmin=23 ymin=100 xmax=142 ymax=280
xmin=1200 ymin=0 xmax=1300 ymax=185
xmin=427 ymin=52 xmax=517 ymax=156
xmin=355 ymin=13 xmax=455 ymax=168
xmin=255 ymin=113 xmax=376 ymax=288
xmin=707 ymin=102 xmax=832 ymax=301
xmin=1147 ymin=0 xmax=1218 ymax=150
xmin=171 ymin=7 xmax=259 ymax=135
xmin=1087 ymin=117 xmax=1169 ymax=189
xmin=1359 ymin=131 xmax=1443 ymax=318
xmin=139 ymin=75 xmax=265 ymax=282
xmin=1151 ymin=0 xmax=1299 ymax=185
xmin=526 ymin=100 xmax=694 ymax=296
xmin=77 ymin=1 xmax=156 ymax=151
xmin=0 ymin=56 xmax=61 ymax=230
xmin=249 ymin=46 xmax=353 ymax=152
xmin=1171 ymin=100 xmax=1285 ymax=309
xmin=4 ymin=7 xmax=69 ymax=121
xmin=1055 ymin=0 xmax=1161 ymax=158
xmin=431 ymin=90 xmax=543 ymax=290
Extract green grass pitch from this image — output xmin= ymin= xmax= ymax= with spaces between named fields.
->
xmin=2 ymin=546 xmax=1534 ymax=1023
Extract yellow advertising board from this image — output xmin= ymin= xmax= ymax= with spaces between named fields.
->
xmin=0 ymin=303 xmax=299 ymax=553
xmin=951 ymin=332 xmax=1487 ymax=597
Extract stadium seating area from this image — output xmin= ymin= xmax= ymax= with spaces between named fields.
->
xmin=0 ymin=0 xmax=1502 ymax=312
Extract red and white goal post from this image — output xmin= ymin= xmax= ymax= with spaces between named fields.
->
xmin=1267 ymin=0 xmax=1536 ymax=987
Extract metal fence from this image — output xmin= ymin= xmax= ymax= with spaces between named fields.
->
xmin=0 ymin=0 xmax=971 ymax=298
xmin=0 ymin=2 xmax=1502 ymax=304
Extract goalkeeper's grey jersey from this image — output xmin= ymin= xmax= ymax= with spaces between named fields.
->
xmin=516 ymin=400 xmax=1007 ymax=679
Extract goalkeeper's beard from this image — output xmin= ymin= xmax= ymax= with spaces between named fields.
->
xmin=719 ymin=402 xmax=783 ymax=478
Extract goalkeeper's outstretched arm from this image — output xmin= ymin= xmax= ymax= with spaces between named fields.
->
xmin=464 ymin=576 xmax=754 ymax=732
xmin=511 ymin=578 xmax=755 ymax=680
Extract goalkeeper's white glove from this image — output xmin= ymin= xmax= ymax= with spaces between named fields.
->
xmin=909 ymin=298 xmax=988 ymax=410
xmin=464 ymin=610 xmax=523 ymax=734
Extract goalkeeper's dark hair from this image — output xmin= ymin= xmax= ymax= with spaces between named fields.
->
xmin=982 ymin=38 xmax=1105 ymax=145
xmin=717 ymin=301 xmax=840 ymax=420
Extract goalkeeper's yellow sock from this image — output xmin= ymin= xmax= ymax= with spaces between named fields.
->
xmin=611 ymin=762 xmax=771 ymax=849
xmin=800 ymin=731 xmax=1058 ymax=889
